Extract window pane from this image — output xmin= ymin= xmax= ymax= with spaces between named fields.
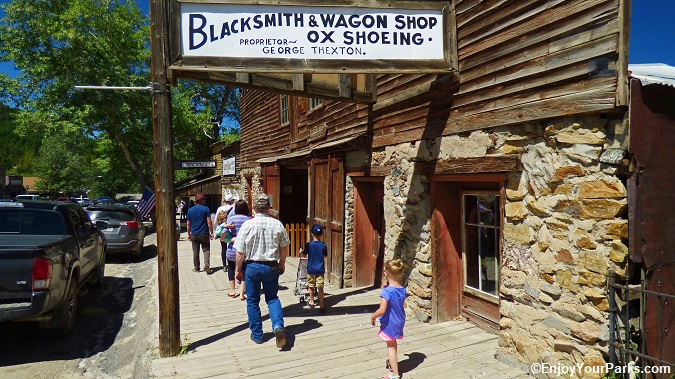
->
xmin=464 ymin=224 xmax=480 ymax=289
xmin=478 ymin=195 xmax=498 ymax=226
xmin=480 ymin=227 xmax=499 ymax=295
xmin=310 ymin=98 xmax=322 ymax=109
xmin=464 ymin=195 xmax=477 ymax=223
xmin=463 ymin=193 xmax=500 ymax=297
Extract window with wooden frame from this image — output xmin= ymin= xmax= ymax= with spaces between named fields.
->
xmin=462 ymin=192 xmax=501 ymax=301
xmin=280 ymin=94 xmax=289 ymax=125
xmin=309 ymin=97 xmax=323 ymax=110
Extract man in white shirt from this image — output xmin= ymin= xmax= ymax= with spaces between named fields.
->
xmin=235 ymin=194 xmax=290 ymax=349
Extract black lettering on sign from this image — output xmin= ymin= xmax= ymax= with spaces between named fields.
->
xmin=189 ymin=14 xmax=207 ymax=50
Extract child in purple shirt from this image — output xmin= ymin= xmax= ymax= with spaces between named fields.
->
xmin=370 ymin=259 xmax=407 ymax=379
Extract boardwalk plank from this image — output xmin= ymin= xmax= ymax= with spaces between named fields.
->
xmin=152 ymin=239 xmax=529 ymax=379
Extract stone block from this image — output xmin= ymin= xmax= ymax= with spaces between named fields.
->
xmin=506 ymin=174 xmax=526 ymax=201
xmin=576 ymin=236 xmax=597 ymax=249
xmin=505 ymin=202 xmax=526 ymax=221
xmin=578 ymin=271 xmax=606 ymax=286
xmin=525 ymin=280 xmax=540 ymax=298
xmin=570 ymin=321 xmax=601 ymax=344
xmin=538 ymin=292 xmax=554 ymax=304
xmin=553 ymin=183 xmax=574 ymax=195
xmin=575 ymin=304 xmax=605 ymax=322
xmin=550 ymin=165 xmax=584 ymax=184
xmin=556 ymin=130 xmax=605 ymax=145
xmin=540 ymin=282 xmax=562 ymax=297
xmin=579 ymin=199 xmax=627 ymax=220
xmin=554 ymin=305 xmax=587 ymax=322
xmin=584 ymin=287 xmax=606 ymax=300
xmin=526 ymin=197 xmax=552 ymax=217
xmin=579 ymin=250 xmax=608 ymax=274
xmin=582 ymin=355 xmax=607 ymax=379
xmin=504 ymin=223 xmax=533 ymax=246
xmin=500 ymin=317 xmax=514 ymax=329
xmin=542 ymin=316 xmax=570 ymax=334
xmin=600 ymin=220 xmax=628 ymax=240
xmin=555 ymin=249 xmax=575 ymax=264
xmin=609 ymin=240 xmax=628 ymax=263
xmin=556 ymin=270 xmax=573 ymax=289
xmin=578 ymin=180 xmax=626 ymax=199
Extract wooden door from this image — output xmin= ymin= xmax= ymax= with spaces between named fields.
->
xmin=353 ymin=180 xmax=385 ymax=288
xmin=431 ymin=176 xmax=503 ymax=331
xmin=309 ymin=155 xmax=344 ymax=286
xmin=431 ymin=181 xmax=462 ymax=323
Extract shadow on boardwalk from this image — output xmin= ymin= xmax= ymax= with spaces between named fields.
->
xmin=151 ymin=238 xmax=530 ymax=379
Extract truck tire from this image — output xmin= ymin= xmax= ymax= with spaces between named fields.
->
xmin=42 ymin=279 xmax=78 ymax=337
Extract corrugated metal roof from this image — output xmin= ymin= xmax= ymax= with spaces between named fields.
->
xmin=629 ymin=63 xmax=675 ymax=87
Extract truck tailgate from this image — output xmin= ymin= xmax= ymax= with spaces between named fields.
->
xmin=0 ymin=235 xmax=65 ymax=309
xmin=0 ymin=249 xmax=35 ymax=308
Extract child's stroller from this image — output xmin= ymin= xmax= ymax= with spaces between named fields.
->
xmin=294 ymin=257 xmax=309 ymax=304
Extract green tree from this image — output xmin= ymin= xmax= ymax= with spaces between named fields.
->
xmin=0 ymin=0 xmax=241 ymax=193
xmin=0 ymin=0 xmax=153 ymax=190
xmin=0 ymin=103 xmax=41 ymax=175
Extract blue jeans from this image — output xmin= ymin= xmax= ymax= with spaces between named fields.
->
xmin=245 ymin=262 xmax=284 ymax=342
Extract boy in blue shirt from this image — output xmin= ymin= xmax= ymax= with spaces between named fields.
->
xmin=300 ymin=224 xmax=328 ymax=313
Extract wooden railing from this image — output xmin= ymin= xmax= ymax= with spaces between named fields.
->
xmin=285 ymin=223 xmax=308 ymax=257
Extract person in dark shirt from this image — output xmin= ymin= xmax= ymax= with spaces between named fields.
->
xmin=300 ymin=224 xmax=328 ymax=313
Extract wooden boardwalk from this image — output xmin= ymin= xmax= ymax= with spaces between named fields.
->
xmin=151 ymin=236 xmax=530 ymax=379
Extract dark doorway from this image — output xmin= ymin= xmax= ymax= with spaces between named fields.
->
xmin=279 ymin=167 xmax=308 ymax=225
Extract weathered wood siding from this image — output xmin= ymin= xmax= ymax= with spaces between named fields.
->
xmin=238 ymin=90 xmax=289 ymax=170
xmin=240 ymin=91 xmax=370 ymax=168
xmin=372 ymin=0 xmax=623 ymax=147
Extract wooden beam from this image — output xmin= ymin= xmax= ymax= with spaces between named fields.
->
xmin=150 ymin=0 xmax=180 ymax=358
xmin=414 ymin=156 xmax=519 ymax=175
xmin=615 ymin=0 xmax=631 ymax=106
xmin=338 ymin=74 xmax=351 ymax=98
xmin=292 ymin=74 xmax=304 ymax=91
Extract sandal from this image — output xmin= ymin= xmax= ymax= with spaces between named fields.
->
xmin=240 ymin=295 xmax=246 ymax=301
xmin=308 ymin=302 xmax=316 ymax=308
xmin=386 ymin=359 xmax=392 ymax=372
xmin=227 ymin=292 xmax=237 ymax=298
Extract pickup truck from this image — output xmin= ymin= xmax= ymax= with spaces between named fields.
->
xmin=0 ymin=201 xmax=107 ymax=336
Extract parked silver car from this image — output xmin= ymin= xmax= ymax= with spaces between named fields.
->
xmin=86 ymin=204 xmax=145 ymax=259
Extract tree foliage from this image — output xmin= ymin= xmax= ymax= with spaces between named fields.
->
xmin=0 ymin=0 xmax=152 ymax=192
xmin=0 ymin=0 xmax=240 ymax=195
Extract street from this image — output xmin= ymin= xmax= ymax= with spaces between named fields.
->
xmin=0 ymin=232 xmax=159 ymax=379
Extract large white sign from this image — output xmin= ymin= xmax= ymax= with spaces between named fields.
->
xmin=222 ymin=157 xmax=236 ymax=176
xmin=181 ymin=3 xmax=445 ymax=61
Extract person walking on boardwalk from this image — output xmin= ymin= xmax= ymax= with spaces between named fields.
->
xmin=299 ymin=224 xmax=328 ymax=313
xmin=224 ymin=200 xmax=251 ymax=300
xmin=371 ymin=259 xmax=407 ymax=379
xmin=187 ymin=193 xmax=214 ymax=274
xmin=234 ymin=194 xmax=290 ymax=348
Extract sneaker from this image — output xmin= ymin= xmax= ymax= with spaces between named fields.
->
xmin=205 ymin=267 xmax=213 ymax=275
xmin=250 ymin=334 xmax=262 ymax=344
xmin=192 ymin=267 xmax=200 ymax=273
xmin=274 ymin=327 xmax=286 ymax=349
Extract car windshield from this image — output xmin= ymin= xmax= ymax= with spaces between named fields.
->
xmin=0 ymin=209 xmax=66 ymax=235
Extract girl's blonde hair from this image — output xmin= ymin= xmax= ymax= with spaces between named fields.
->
xmin=216 ymin=211 xmax=228 ymax=225
xmin=384 ymin=259 xmax=405 ymax=279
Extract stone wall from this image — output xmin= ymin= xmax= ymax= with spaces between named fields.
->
xmin=496 ymin=115 xmax=629 ymax=377
xmin=348 ymin=113 xmax=628 ymax=377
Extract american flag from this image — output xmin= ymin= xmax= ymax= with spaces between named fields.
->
xmin=137 ymin=187 xmax=156 ymax=217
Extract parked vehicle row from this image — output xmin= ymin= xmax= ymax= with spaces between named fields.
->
xmin=0 ymin=201 xmax=108 ymax=336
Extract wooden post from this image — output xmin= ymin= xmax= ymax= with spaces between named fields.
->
xmin=150 ymin=0 xmax=180 ymax=357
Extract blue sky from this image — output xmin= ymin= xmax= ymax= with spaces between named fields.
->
xmin=0 ymin=0 xmax=674 ymax=77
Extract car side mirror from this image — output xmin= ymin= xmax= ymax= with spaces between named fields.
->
xmin=95 ymin=220 xmax=109 ymax=230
